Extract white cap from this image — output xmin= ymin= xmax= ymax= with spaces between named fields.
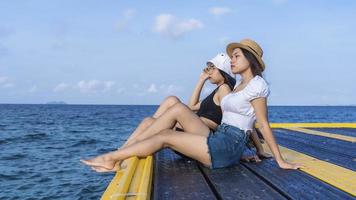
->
xmin=207 ymin=53 xmax=235 ymax=78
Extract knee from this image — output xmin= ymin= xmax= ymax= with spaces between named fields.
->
xmin=170 ymin=102 xmax=188 ymax=115
xmin=156 ymin=129 xmax=174 ymax=148
xmin=164 ymin=96 xmax=181 ymax=107
xmin=142 ymin=117 xmax=154 ymax=126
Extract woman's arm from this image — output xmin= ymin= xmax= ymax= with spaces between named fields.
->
xmin=188 ymin=71 xmax=209 ymax=111
xmin=250 ymin=129 xmax=271 ymax=158
xmin=251 ymin=97 xmax=301 ymax=169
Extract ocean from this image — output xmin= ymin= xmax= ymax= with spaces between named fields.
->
xmin=1 ymin=104 xmax=356 ymax=199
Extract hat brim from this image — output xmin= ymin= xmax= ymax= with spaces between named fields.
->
xmin=226 ymin=43 xmax=265 ymax=71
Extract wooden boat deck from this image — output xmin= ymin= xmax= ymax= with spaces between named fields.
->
xmin=101 ymin=123 xmax=356 ymax=200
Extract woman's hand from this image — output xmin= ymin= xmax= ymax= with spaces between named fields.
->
xmin=199 ymin=68 xmax=210 ymax=81
xmin=277 ymin=159 xmax=302 ymax=170
xmin=251 ymin=98 xmax=303 ymax=171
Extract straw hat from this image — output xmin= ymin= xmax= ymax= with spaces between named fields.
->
xmin=226 ymin=39 xmax=265 ymax=71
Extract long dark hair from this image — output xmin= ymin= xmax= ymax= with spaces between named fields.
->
xmin=218 ymin=69 xmax=236 ymax=90
xmin=241 ymin=48 xmax=263 ymax=77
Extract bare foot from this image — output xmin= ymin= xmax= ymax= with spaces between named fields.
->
xmin=241 ymin=155 xmax=261 ymax=162
xmin=90 ymin=166 xmax=115 ymax=173
xmin=91 ymin=161 xmax=124 ymax=173
xmin=91 ymin=166 xmax=117 ymax=173
xmin=80 ymin=153 xmax=117 ymax=170
xmin=257 ymin=151 xmax=272 ymax=159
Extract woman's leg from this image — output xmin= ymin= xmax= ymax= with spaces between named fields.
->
xmin=91 ymin=97 xmax=184 ymax=172
xmin=152 ymin=96 xmax=181 ymax=118
xmin=82 ymin=103 xmax=211 ymax=170
xmin=131 ymin=102 xmax=210 ymax=144
xmin=121 ymin=117 xmax=155 ymax=147
xmin=121 ymin=96 xmax=181 ymax=148
xmin=81 ymin=129 xmax=211 ymax=171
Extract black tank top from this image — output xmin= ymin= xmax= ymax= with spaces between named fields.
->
xmin=196 ymin=86 xmax=222 ymax=125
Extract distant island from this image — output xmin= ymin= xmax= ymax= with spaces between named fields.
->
xmin=46 ymin=101 xmax=67 ymax=105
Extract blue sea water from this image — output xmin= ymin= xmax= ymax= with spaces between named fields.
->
xmin=0 ymin=104 xmax=356 ymax=199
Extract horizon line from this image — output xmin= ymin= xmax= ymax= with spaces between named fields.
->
xmin=0 ymin=103 xmax=355 ymax=107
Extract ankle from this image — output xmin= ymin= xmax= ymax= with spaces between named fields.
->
xmin=105 ymin=152 xmax=116 ymax=161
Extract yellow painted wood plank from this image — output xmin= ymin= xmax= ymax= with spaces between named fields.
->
xmin=269 ymin=123 xmax=356 ymax=128
xmin=101 ymin=156 xmax=153 ymax=200
xmin=262 ymin=143 xmax=356 ymax=196
xmin=284 ymin=127 xmax=356 ymax=142
xmin=136 ymin=156 xmax=153 ymax=200
xmin=100 ymin=170 xmax=125 ymax=200
xmin=126 ymin=159 xmax=146 ymax=200
xmin=101 ymin=157 xmax=139 ymax=200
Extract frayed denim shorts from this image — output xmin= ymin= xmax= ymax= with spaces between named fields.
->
xmin=207 ymin=123 xmax=249 ymax=169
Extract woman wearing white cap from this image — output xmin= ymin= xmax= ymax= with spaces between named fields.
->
xmin=120 ymin=53 xmax=235 ymax=148
xmin=81 ymin=39 xmax=301 ymax=171
xmin=117 ymin=53 xmax=270 ymax=163
xmin=101 ymin=52 xmax=268 ymax=171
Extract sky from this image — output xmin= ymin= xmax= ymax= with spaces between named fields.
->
xmin=0 ymin=0 xmax=355 ymax=105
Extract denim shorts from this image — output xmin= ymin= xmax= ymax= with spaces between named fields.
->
xmin=207 ymin=123 xmax=249 ymax=169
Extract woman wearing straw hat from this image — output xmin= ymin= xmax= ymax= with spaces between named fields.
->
xmin=81 ymin=39 xmax=301 ymax=170
xmin=116 ymin=52 xmax=270 ymax=165
xmin=87 ymin=52 xmax=246 ymax=172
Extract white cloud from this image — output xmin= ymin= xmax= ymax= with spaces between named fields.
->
xmin=209 ymin=7 xmax=231 ymax=16
xmin=76 ymin=80 xmax=116 ymax=93
xmin=174 ymin=19 xmax=203 ymax=37
xmin=162 ymin=84 xmax=184 ymax=95
xmin=154 ymin=14 xmax=174 ymax=33
xmin=134 ymin=83 xmax=184 ymax=96
xmin=53 ymin=82 xmax=71 ymax=92
xmin=153 ymin=14 xmax=203 ymax=38
xmin=147 ymin=83 xmax=158 ymax=93
xmin=147 ymin=83 xmax=184 ymax=94
xmin=53 ymin=80 xmax=116 ymax=93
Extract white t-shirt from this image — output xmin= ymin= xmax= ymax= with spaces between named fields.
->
xmin=220 ymin=75 xmax=270 ymax=131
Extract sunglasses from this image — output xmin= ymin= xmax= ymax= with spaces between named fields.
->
xmin=205 ymin=63 xmax=216 ymax=71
